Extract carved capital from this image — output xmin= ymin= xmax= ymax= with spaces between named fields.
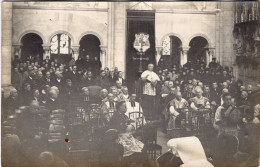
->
xmin=100 ymin=45 xmax=107 ymax=55
xmin=71 ymin=45 xmax=80 ymax=54
xmin=155 ymin=46 xmax=163 ymax=55
xmin=42 ymin=44 xmax=51 ymax=51
xmin=182 ymin=47 xmax=190 ymax=54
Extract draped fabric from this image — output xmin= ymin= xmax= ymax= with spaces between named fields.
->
xmin=126 ymin=11 xmax=156 ymax=87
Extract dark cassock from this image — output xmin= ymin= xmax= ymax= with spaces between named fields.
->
xmin=44 ymin=97 xmax=62 ymax=111
xmin=50 ymin=77 xmax=65 ymax=93
xmin=67 ymin=71 xmax=80 ymax=88
xmin=141 ymin=68 xmax=160 ymax=120
xmin=80 ymin=76 xmax=96 ymax=88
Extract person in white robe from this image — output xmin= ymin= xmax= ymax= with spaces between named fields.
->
xmin=125 ymin=94 xmax=146 ymax=129
xmin=141 ymin=64 xmax=160 ymax=120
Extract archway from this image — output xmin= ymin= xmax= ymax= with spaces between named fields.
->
xmin=188 ymin=36 xmax=208 ymax=63
xmin=160 ymin=35 xmax=182 ymax=69
xmin=50 ymin=33 xmax=72 ymax=64
xmin=79 ymin=34 xmax=101 ymax=60
xmin=21 ymin=33 xmax=43 ymax=62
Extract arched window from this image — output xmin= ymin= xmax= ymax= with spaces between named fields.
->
xmin=160 ymin=35 xmax=182 ymax=68
xmin=50 ymin=34 xmax=72 ymax=63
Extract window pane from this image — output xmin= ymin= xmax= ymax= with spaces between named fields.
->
xmin=162 ymin=36 xmax=171 ymax=55
xmin=50 ymin=35 xmax=58 ymax=54
xmin=50 ymin=33 xmax=71 ymax=54
xmin=60 ymin=34 xmax=69 ymax=54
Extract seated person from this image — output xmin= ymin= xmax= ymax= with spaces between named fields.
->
xmin=99 ymin=129 xmax=124 ymax=167
xmin=108 ymin=101 xmax=130 ymax=133
xmin=125 ymin=93 xmax=146 ymax=129
xmin=167 ymin=91 xmax=189 ymax=129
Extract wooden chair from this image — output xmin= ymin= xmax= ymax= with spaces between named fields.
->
xmin=141 ymin=125 xmax=162 ymax=163
xmin=129 ymin=111 xmax=145 ymax=129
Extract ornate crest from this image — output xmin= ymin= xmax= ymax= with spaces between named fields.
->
xmin=133 ymin=33 xmax=150 ymax=53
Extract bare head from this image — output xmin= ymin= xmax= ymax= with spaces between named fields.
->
xmin=148 ymin=64 xmax=154 ymax=71
xmin=195 ymin=87 xmax=203 ymax=98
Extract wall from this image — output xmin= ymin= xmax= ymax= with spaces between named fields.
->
xmin=12 ymin=2 xmax=109 ymax=52
xmin=2 ymin=2 xmax=12 ymax=86
xmin=3 ymin=2 xmax=242 ymax=87
xmin=155 ymin=12 xmax=216 ymax=48
xmin=219 ymin=2 xmax=235 ymax=69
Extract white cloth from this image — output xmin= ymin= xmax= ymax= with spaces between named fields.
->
xmin=125 ymin=101 xmax=146 ymax=128
xmin=167 ymin=136 xmax=213 ymax=167
xmin=254 ymin=104 xmax=260 ymax=117
xmin=141 ymin=70 xmax=160 ymax=96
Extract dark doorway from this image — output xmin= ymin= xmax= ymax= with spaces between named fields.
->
xmin=21 ymin=33 xmax=43 ymax=62
xmin=160 ymin=36 xmax=182 ymax=69
xmin=188 ymin=36 xmax=208 ymax=63
xmin=126 ymin=10 xmax=156 ymax=88
xmin=79 ymin=34 xmax=101 ymax=60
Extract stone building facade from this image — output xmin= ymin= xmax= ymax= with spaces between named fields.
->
xmin=1 ymin=2 xmax=247 ymax=87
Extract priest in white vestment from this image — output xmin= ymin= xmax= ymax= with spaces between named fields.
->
xmin=141 ymin=64 xmax=160 ymax=120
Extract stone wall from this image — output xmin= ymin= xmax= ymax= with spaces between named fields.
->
xmin=219 ymin=2 xmax=236 ymax=72
xmin=2 ymin=2 xmax=243 ymax=87
xmin=2 ymin=2 xmax=12 ymax=86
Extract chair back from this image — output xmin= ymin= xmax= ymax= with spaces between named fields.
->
xmin=129 ymin=111 xmax=145 ymax=129
xmin=142 ymin=125 xmax=158 ymax=144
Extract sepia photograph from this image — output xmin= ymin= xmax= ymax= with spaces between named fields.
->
xmin=1 ymin=1 xmax=260 ymax=167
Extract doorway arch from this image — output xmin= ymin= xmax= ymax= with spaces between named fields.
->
xmin=188 ymin=36 xmax=208 ymax=63
xmin=21 ymin=33 xmax=43 ymax=62
xmin=160 ymin=35 xmax=182 ymax=69
xmin=79 ymin=34 xmax=101 ymax=60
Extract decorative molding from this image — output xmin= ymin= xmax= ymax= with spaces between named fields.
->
xmin=18 ymin=30 xmax=46 ymax=44
xmin=156 ymin=9 xmax=217 ymax=15
xmin=187 ymin=33 xmax=212 ymax=47
xmin=78 ymin=31 xmax=104 ymax=46
xmin=42 ymin=44 xmax=51 ymax=49
xmin=129 ymin=2 xmax=154 ymax=11
xmin=13 ymin=5 xmax=108 ymax=12
xmin=160 ymin=33 xmax=184 ymax=46
xmin=100 ymin=45 xmax=107 ymax=54
xmin=182 ymin=47 xmax=190 ymax=53
xmin=71 ymin=45 xmax=80 ymax=53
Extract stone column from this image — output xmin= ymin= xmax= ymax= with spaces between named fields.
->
xmin=71 ymin=45 xmax=80 ymax=60
xmin=2 ymin=2 xmax=12 ymax=86
xmin=42 ymin=44 xmax=51 ymax=60
xmin=208 ymin=48 xmax=215 ymax=65
xmin=100 ymin=45 xmax=107 ymax=69
xmin=155 ymin=46 xmax=162 ymax=65
xmin=182 ymin=47 xmax=189 ymax=66
xmin=13 ymin=44 xmax=22 ymax=59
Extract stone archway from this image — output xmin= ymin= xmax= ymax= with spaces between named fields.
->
xmin=79 ymin=34 xmax=101 ymax=60
xmin=159 ymin=35 xmax=183 ymax=69
xmin=188 ymin=36 xmax=209 ymax=64
xmin=20 ymin=33 xmax=43 ymax=62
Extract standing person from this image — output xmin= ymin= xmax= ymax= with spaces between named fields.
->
xmin=214 ymin=93 xmax=241 ymax=136
xmin=141 ymin=64 xmax=160 ymax=120
xmin=116 ymin=71 xmax=126 ymax=86
xmin=92 ymin=56 xmax=102 ymax=77
xmin=11 ymin=67 xmax=23 ymax=91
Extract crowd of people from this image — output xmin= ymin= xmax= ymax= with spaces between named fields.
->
xmin=2 ymin=54 xmax=260 ymax=167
